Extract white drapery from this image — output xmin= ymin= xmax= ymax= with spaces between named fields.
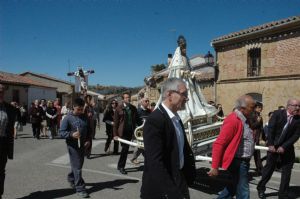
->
xmin=157 ymin=47 xmax=217 ymax=124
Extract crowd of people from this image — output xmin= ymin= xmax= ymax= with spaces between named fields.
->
xmin=9 ymin=97 xmax=101 ymax=142
xmin=1 ymin=79 xmax=300 ymax=199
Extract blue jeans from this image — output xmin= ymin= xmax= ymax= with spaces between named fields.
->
xmin=67 ymin=145 xmax=86 ymax=192
xmin=217 ymin=158 xmax=250 ymax=199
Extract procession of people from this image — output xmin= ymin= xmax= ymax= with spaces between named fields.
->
xmin=1 ymin=35 xmax=300 ymax=199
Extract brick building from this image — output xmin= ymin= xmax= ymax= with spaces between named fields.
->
xmin=211 ymin=16 xmax=300 ymax=121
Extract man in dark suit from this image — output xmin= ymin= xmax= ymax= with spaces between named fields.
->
xmin=0 ymin=84 xmax=15 ymax=199
xmin=257 ymin=99 xmax=300 ymax=199
xmin=29 ymin=99 xmax=43 ymax=139
xmin=251 ymin=102 xmax=264 ymax=175
xmin=130 ymin=96 xmax=151 ymax=165
xmin=141 ymin=78 xmax=196 ymax=199
xmin=113 ymin=92 xmax=139 ymax=175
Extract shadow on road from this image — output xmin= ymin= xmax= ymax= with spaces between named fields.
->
xmin=126 ymin=165 xmax=144 ymax=173
xmin=87 ymin=153 xmax=110 ymax=159
xmin=263 ymin=186 xmax=300 ymax=199
xmin=16 ymin=188 xmax=75 ymax=199
xmin=17 ymin=179 xmax=139 ymax=199
xmin=87 ymin=179 xmax=139 ymax=193
xmin=193 ymin=167 xmax=300 ymax=199
xmin=88 ymin=150 xmax=134 ymax=160
xmin=17 ymin=136 xmax=34 ymax=139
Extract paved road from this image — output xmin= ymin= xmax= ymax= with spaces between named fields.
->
xmin=3 ymin=121 xmax=300 ymax=199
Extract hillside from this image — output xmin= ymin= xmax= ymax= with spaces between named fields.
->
xmin=88 ymin=84 xmax=143 ymax=95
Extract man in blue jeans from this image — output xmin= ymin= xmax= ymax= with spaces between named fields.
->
xmin=60 ymin=98 xmax=91 ymax=198
xmin=208 ymin=95 xmax=255 ymax=199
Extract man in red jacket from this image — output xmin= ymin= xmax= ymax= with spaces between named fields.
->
xmin=208 ymin=95 xmax=255 ymax=199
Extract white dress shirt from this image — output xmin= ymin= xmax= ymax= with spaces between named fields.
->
xmin=162 ymin=103 xmax=185 ymax=169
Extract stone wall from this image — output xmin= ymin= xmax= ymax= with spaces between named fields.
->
xmin=199 ymin=82 xmax=215 ymax=103
xmin=215 ymin=31 xmax=300 ymax=147
xmin=264 ymin=36 xmax=300 ymax=76
xmin=217 ymin=47 xmax=247 ymax=80
xmin=217 ymin=34 xmax=300 ymax=80
xmin=216 ymin=77 xmax=300 ymax=147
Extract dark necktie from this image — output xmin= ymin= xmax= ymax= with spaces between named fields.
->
xmin=277 ymin=115 xmax=293 ymax=145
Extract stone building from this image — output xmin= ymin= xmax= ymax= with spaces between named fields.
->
xmin=211 ymin=16 xmax=300 ymax=121
xmin=212 ymin=16 xmax=300 ymax=147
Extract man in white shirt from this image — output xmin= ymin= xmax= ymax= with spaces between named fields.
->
xmin=141 ymin=78 xmax=196 ymax=199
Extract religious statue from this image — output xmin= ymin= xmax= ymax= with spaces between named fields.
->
xmin=157 ymin=35 xmax=218 ymax=124
xmin=68 ymin=67 xmax=95 ymax=95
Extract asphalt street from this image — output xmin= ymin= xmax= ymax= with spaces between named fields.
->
xmin=3 ymin=118 xmax=300 ymax=199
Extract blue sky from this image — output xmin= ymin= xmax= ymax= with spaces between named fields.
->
xmin=1 ymin=0 xmax=299 ymax=87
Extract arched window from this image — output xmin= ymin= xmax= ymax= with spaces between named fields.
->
xmin=246 ymin=92 xmax=262 ymax=104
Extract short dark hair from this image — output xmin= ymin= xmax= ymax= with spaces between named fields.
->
xmin=268 ymin=111 xmax=273 ymax=117
xmin=73 ymin=98 xmax=85 ymax=107
xmin=111 ymin=99 xmax=117 ymax=104
xmin=255 ymin=102 xmax=263 ymax=108
xmin=122 ymin=91 xmax=131 ymax=99
xmin=150 ymin=102 xmax=156 ymax=107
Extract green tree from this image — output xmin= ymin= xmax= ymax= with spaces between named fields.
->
xmin=151 ymin=63 xmax=166 ymax=73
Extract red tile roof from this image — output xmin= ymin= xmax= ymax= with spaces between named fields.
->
xmin=0 ymin=71 xmax=56 ymax=88
xmin=212 ymin=15 xmax=300 ymax=44
xmin=20 ymin=71 xmax=73 ymax=85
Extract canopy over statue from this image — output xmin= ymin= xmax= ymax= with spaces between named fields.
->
xmin=157 ymin=35 xmax=217 ymax=123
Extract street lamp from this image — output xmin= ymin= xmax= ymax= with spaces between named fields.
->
xmin=204 ymin=51 xmax=214 ymax=66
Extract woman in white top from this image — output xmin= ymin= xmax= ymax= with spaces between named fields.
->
xmin=61 ymin=101 xmax=71 ymax=121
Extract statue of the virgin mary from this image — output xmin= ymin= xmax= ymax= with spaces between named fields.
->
xmin=157 ymin=35 xmax=218 ymax=124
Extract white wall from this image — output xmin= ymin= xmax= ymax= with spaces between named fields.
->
xmin=190 ymin=56 xmax=206 ymax=67
xmin=27 ymin=86 xmax=56 ymax=108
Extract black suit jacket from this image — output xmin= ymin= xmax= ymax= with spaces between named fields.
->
xmin=103 ymin=109 xmax=114 ymax=133
xmin=141 ymin=104 xmax=196 ymax=199
xmin=0 ymin=102 xmax=15 ymax=159
xmin=268 ymin=109 xmax=300 ymax=151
